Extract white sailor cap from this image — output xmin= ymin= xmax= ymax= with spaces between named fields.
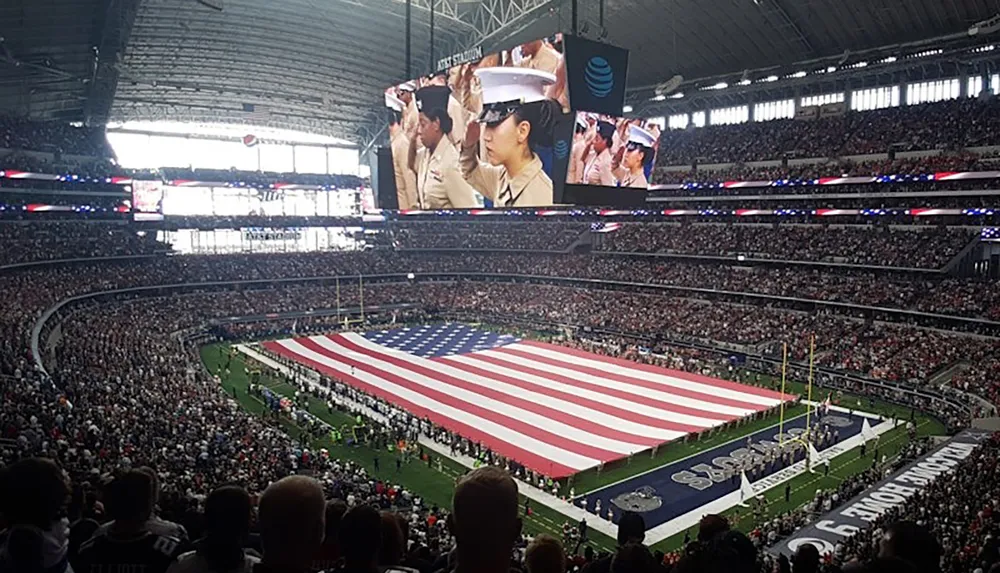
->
xmin=385 ymin=92 xmax=405 ymax=112
xmin=397 ymin=80 xmax=417 ymax=92
xmin=474 ymin=67 xmax=555 ymax=124
xmin=627 ymin=124 xmax=657 ymax=149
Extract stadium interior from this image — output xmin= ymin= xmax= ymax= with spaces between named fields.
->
xmin=2 ymin=1 xmax=1000 ymax=573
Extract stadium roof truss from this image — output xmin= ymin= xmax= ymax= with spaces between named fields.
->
xmin=106 ymin=0 xmax=556 ymax=146
xmin=5 ymin=0 xmax=1000 ymax=146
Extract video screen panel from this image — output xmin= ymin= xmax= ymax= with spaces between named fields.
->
xmin=132 ymin=180 xmax=164 ymax=221
xmin=567 ymin=112 xmax=660 ymax=189
xmin=384 ymin=34 xmax=570 ymax=210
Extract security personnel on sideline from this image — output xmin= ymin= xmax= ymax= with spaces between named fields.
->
xmin=460 ymin=67 xmax=558 ymax=207
xmin=386 ymin=92 xmax=418 ymax=209
xmin=407 ymin=85 xmax=477 ymax=209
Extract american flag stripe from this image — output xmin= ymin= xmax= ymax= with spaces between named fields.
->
xmin=440 ymin=355 xmax=697 ymax=437
xmin=516 ymin=341 xmax=782 ymax=403
xmin=468 ymin=347 xmax=760 ymax=418
xmin=338 ymin=338 xmax=668 ymax=447
xmin=262 ymin=326 xmax=787 ymax=478
xmin=444 ymin=352 xmax=724 ymax=430
xmin=263 ymin=337 xmax=597 ymax=475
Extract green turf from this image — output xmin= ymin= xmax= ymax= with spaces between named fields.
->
xmin=201 ymin=344 xmax=618 ymax=553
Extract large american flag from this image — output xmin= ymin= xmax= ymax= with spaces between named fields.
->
xmin=262 ymin=324 xmax=787 ymax=478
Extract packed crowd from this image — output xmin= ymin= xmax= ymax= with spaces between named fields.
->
xmin=652 ymin=153 xmax=1000 ymax=185
xmin=655 ymin=98 xmax=1000 ymax=165
xmin=0 ymin=223 xmax=166 ymax=266
xmin=0 ymin=115 xmax=113 ymax=158
xmin=0 ymin=252 xmax=997 ymax=573
xmin=392 ymin=222 xmax=589 ymax=252
xmin=596 ymin=223 xmax=976 ymax=269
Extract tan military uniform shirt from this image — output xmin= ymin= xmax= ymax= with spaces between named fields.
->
xmin=567 ymin=135 xmax=587 ymax=185
xmin=522 ymin=44 xmax=568 ymax=110
xmin=460 ymin=143 xmax=553 ymax=207
xmin=583 ymin=148 xmax=615 ymax=186
xmin=391 ymin=130 xmax=418 ymax=209
xmin=416 ymin=141 xmax=477 ymax=209
xmin=617 ymin=168 xmax=649 ymax=189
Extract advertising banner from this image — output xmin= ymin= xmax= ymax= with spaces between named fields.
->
xmin=768 ymin=429 xmax=991 ymax=558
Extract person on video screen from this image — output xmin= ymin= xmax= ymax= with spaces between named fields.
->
xmin=516 ymin=38 xmax=568 ymax=110
xmin=461 ymin=68 xmax=558 ymax=208
xmin=566 ymin=115 xmax=588 ymax=185
xmin=396 ymin=81 xmax=418 ymax=139
xmin=613 ymin=124 xmax=657 ymax=189
xmin=385 ymin=93 xmax=418 ymax=209
xmin=582 ymin=121 xmax=615 ymax=186
xmin=425 ymin=71 xmax=467 ymax=149
xmin=408 ymin=85 xmax=477 ymax=209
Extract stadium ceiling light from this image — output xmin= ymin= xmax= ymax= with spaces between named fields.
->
xmin=712 ymin=82 xmax=728 ymax=90
xmin=623 ymin=105 xmax=634 ymax=113
xmin=651 ymin=95 xmax=666 ymax=101
xmin=881 ymin=56 xmax=897 ymax=63
xmin=738 ymin=79 xmax=752 ymax=86
xmin=827 ymin=66 xmax=837 ymax=73
xmin=669 ymin=92 xmax=685 ymax=98
xmin=761 ymin=75 xmax=778 ymax=83
xmin=790 ymin=71 xmax=807 ymax=78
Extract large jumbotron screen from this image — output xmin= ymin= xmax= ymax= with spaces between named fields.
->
xmin=383 ymin=34 xmax=570 ymax=210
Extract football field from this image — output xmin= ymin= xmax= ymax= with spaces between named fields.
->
xmin=202 ymin=323 xmax=945 ymax=552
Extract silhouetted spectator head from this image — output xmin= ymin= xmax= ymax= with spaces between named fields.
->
xmin=339 ymin=504 xmax=382 ymax=572
xmin=314 ymin=499 xmax=347 ymax=570
xmin=379 ymin=510 xmax=405 ymax=567
xmin=0 ymin=458 xmax=69 ymax=529
xmin=793 ymin=543 xmax=820 ymax=573
xmin=258 ymin=476 xmax=326 ymax=572
xmin=195 ymin=485 xmax=254 ymax=572
xmin=879 ymin=521 xmax=941 ymax=573
xmin=697 ymin=514 xmax=729 ymax=542
xmin=449 ymin=466 xmax=521 ymax=569
xmin=525 ymin=534 xmax=565 ymax=573
xmin=610 ymin=542 xmax=655 ymax=573
xmin=617 ymin=512 xmax=645 ymax=546
xmin=106 ymin=470 xmax=155 ymax=528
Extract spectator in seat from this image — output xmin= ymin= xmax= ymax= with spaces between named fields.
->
xmin=256 ymin=476 xmax=326 ymax=573
xmin=879 ymin=521 xmax=942 ymax=573
xmin=92 ymin=466 xmax=189 ymax=543
xmin=448 ymin=466 xmax=522 ymax=573
xmin=167 ymin=485 xmax=258 ymax=573
xmin=525 ymin=534 xmax=566 ymax=573
xmin=0 ymin=458 xmax=72 ymax=573
xmin=338 ymin=505 xmax=381 ymax=573
xmin=74 ymin=470 xmax=185 ymax=573
xmin=582 ymin=512 xmax=645 ymax=573
xmin=312 ymin=500 xmax=347 ymax=573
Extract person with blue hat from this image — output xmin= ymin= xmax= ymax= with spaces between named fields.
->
xmin=612 ymin=124 xmax=657 ymax=188
xmin=406 ymin=85 xmax=477 ymax=209
xmin=460 ymin=67 xmax=560 ymax=207
xmin=582 ymin=120 xmax=616 ymax=186
xmin=385 ymin=92 xmax=417 ymax=209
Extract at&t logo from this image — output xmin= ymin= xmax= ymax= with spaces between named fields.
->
xmin=584 ymin=56 xmax=614 ymax=98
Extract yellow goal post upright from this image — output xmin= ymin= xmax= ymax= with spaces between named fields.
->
xmin=778 ymin=336 xmax=818 ymax=451
xmin=334 ymin=275 xmax=366 ymax=329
